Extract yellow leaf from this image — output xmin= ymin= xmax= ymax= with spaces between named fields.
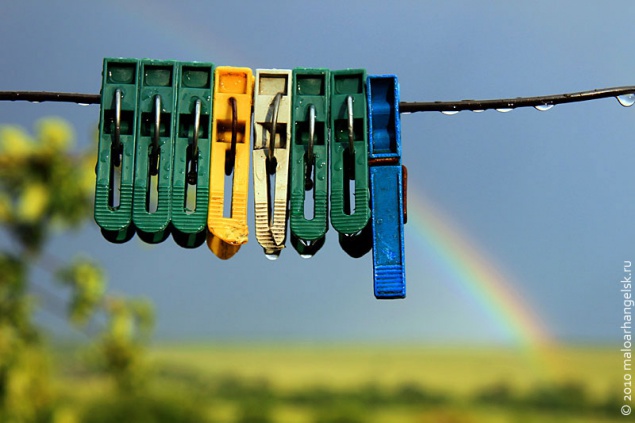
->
xmin=78 ymin=155 xmax=97 ymax=194
xmin=36 ymin=117 xmax=75 ymax=152
xmin=0 ymin=126 xmax=34 ymax=158
xmin=112 ymin=311 xmax=133 ymax=341
xmin=18 ymin=183 xmax=49 ymax=223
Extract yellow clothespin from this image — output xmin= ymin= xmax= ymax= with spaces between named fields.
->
xmin=252 ymin=69 xmax=292 ymax=258
xmin=206 ymin=67 xmax=254 ymax=259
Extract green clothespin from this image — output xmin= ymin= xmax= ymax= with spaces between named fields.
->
xmin=330 ymin=69 xmax=371 ymax=257
xmin=95 ymin=58 xmax=140 ymax=243
xmin=289 ymin=68 xmax=330 ymax=257
xmin=132 ymin=60 xmax=177 ymax=243
xmin=171 ymin=62 xmax=214 ymax=248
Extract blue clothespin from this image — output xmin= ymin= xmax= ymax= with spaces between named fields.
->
xmin=367 ymin=75 xmax=406 ymax=299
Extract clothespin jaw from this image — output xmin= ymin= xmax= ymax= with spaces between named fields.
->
xmin=330 ymin=69 xmax=371 ymax=257
xmin=206 ymin=67 xmax=254 ymax=259
xmin=95 ymin=58 xmax=139 ymax=243
xmin=252 ymin=69 xmax=292 ymax=258
xmin=289 ymin=68 xmax=330 ymax=257
xmin=132 ymin=60 xmax=177 ymax=244
xmin=171 ymin=62 xmax=214 ymax=248
xmin=368 ymin=75 xmax=406 ymax=299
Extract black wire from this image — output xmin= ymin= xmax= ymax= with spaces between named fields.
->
xmin=0 ymin=91 xmax=100 ymax=104
xmin=1 ymin=86 xmax=635 ymax=112
xmin=399 ymin=86 xmax=635 ymax=113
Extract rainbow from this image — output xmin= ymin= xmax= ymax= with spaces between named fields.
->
xmin=405 ymin=188 xmax=563 ymax=377
xmin=406 ymin=188 xmax=553 ymax=347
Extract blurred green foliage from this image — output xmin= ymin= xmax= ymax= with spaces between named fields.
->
xmin=0 ymin=120 xmax=93 ymax=252
xmin=0 ymin=119 xmax=165 ymax=422
xmin=0 ymin=118 xmax=92 ymax=423
xmin=79 ymin=392 xmax=209 ymax=423
xmin=134 ymin=355 xmax=620 ymax=423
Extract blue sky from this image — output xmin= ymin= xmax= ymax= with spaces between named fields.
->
xmin=1 ymin=1 xmax=634 ymax=344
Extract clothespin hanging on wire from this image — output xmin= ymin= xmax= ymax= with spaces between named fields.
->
xmin=252 ymin=69 xmax=292 ymax=258
xmin=206 ymin=67 xmax=254 ymax=259
xmin=95 ymin=58 xmax=139 ymax=243
xmin=330 ymin=69 xmax=372 ymax=258
xmin=289 ymin=68 xmax=330 ymax=258
xmin=171 ymin=62 xmax=214 ymax=248
xmin=367 ymin=75 xmax=406 ymax=299
xmin=132 ymin=60 xmax=177 ymax=244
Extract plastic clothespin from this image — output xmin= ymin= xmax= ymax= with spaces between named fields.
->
xmin=95 ymin=58 xmax=140 ymax=243
xmin=330 ymin=69 xmax=372 ymax=258
xmin=252 ymin=69 xmax=292 ymax=258
xmin=171 ymin=62 xmax=214 ymax=248
xmin=289 ymin=68 xmax=330 ymax=258
xmin=367 ymin=75 xmax=406 ymax=299
xmin=132 ymin=60 xmax=177 ymax=243
xmin=206 ymin=67 xmax=254 ymax=259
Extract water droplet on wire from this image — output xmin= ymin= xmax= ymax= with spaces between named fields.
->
xmin=472 ymin=109 xmax=484 ymax=113
xmin=300 ymin=254 xmax=313 ymax=259
xmin=496 ymin=108 xmax=513 ymax=113
xmin=441 ymin=110 xmax=459 ymax=116
xmin=534 ymin=103 xmax=554 ymax=112
xmin=265 ymin=252 xmax=280 ymax=261
xmin=617 ymin=94 xmax=635 ymax=107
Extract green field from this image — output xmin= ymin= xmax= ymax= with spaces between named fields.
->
xmin=53 ymin=343 xmax=627 ymax=423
